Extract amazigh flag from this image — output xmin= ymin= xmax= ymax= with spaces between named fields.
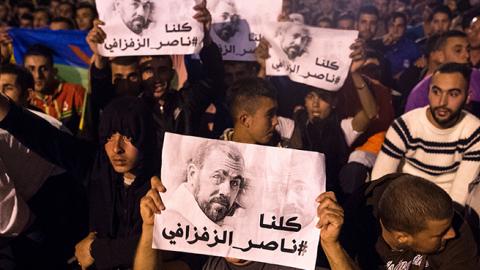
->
xmin=8 ymin=28 xmax=92 ymax=89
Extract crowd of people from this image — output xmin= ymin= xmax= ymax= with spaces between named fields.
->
xmin=1 ymin=0 xmax=480 ymax=269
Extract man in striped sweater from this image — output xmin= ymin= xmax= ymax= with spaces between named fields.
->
xmin=372 ymin=63 xmax=480 ymax=207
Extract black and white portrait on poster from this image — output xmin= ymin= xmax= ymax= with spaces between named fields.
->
xmin=207 ymin=0 xmax=282 ymax=61
xmin=153 ymin=133 xmax=325 ymax=270
xmin=264 ymin=22 xmax=358 ymax=91
xmin=95 ymin=0 xmax=204 ymax=56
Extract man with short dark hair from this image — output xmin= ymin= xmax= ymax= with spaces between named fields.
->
xmin=356 ymin=5 xmax=379 ymax=43
xmin=317 ymin=173 xmax=479 ymax=269
xmin=373 ymin=63 xmax=480 ymax=207
xmin=276 ymin=23 xmax=312 ymax=61
xmin=49 ymin=16 xmax=75 ymax=30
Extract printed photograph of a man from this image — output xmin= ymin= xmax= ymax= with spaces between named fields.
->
xmin=276 ymin=22 xmax=312 ymax=60
xmin=211 ymin=0 xmax=241 ymax=42
xmin=182 ymin=141 xmax=247 ymax=224
xmin=114 ymin=0 xmax=154 ymax=35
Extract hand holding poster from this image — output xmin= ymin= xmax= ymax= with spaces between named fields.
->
xmin=208 ymin=0 xmax=282 ymax=61
xmin=95 ymin=0 xmax=204 ymax=56
xmin=264 ymin=22 xmax=358 ymax=91
xmin=153 ymin=133 xmax=325 ymax=270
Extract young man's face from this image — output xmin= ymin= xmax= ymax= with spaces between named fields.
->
xmin=224 ymin=62 xmax=254 ymax=89
xmin=428 ymin=72 xmax=468 ymax=129
xmin=104 ymin=132 xmax=139 ymax=175
xmin=188 ymin=148 xmax=244 ymax=222
xmin=0 ymin=73 xmax=25 ymax=105
xmin=374 ymin=0 xmax=389 ymax=18
xmin=388 ymin=17 xmax=406 ymax=43
xmin=440 ymin=37 xmax=470 ymax=64
xmin=111 ymin=62 xmax=139 ymax=84
xmin=76 ymin=7 xmax=95 ymax=31
xmin=408 ymin=218 xmax=455 ymax=254
xmin=57 ymin=3 xmax=74 ymax=19
xmin=430 ymin=12 xmax=451 ymax=35
xmin=16 ymin=7 xmax=31 ymax=20
xmin=33 ymin=11 xmax=49 ymax=28
xmin=357 ymin=13 xmax=378 ymax=41
xmin=304 ymin=91 xmax=333 ymax=121
xmin=117 ymin=0 xmax=152 ymax=35
xmin=24 ymin=55 xmax=55 ymax=93
xmin=50 ymin=1 xmax=60 ymax=17
xmin=0 ymin=4 xmax=9 ymax=21
xmin=246 ymin=97 xmax=279 ymax=144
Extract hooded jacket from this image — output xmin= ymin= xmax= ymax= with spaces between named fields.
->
xmin=0 ymin=97 xmax=157 ymax=269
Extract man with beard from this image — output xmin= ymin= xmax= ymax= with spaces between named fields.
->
xmin=114 ymin=0 xmax=154 ymax=35
xmin=277 ymin=22 xmax=312 ymax=61
xmin=372 ymin=63 xmax=480 ymax=208
xmin=86 ymin=1 xmax=223 ymax=152
xmin=319 ymin=173 xmax=479 ymax=269
xmin=211 ymin=0 xmax=240 ymax=42
xmin=167 ymin=141 xmax=246 ymax=227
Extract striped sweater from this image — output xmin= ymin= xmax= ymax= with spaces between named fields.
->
xmin=372 ymin=106 xmax=480 ymax=205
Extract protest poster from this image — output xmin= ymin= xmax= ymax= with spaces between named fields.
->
xmin=153 ymin=133 xmax=325 ymax=270
xmin=208 ymin=0 xmax=282 ymax=61
xmin=95 ymin=0 xmax=204 ymax=56
xmin=264 ymin=22 xmax=358 ymax=91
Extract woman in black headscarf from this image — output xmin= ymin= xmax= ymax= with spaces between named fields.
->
xmin=0 ymin=96 xmax=157 ymax=269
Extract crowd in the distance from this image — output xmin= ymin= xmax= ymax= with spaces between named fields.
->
xmin=0 ymin=0 xmax=480 ymax=269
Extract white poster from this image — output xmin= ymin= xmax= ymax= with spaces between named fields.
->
xmin=153 ymin=133 xmax=325 ymax=270
xmin=264 ymin=22 xmax=358 ymax=91
xmin=208 ymin=0 xmax=282 ymax=61
xmin=96 ymin=0 xmax=204 ymax=56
